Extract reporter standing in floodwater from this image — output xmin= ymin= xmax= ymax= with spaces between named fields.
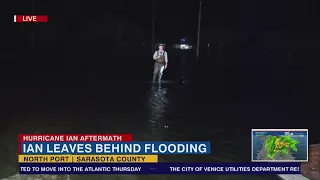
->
xmin=152 ymin=44 xmax=168 ymax=83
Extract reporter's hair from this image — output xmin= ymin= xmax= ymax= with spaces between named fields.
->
xmin=157 ymin=43 xmax=165 ymax=49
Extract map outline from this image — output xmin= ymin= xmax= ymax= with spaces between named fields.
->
xmin=251 ymin=129 xmax=308 ymax=162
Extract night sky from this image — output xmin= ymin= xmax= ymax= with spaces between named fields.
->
xmin=8 ymin=0 xmax=319 ymax=47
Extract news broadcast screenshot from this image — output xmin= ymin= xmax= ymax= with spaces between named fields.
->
xmin=5 ymin=0 xmax=320 ymax=180
xmin=16 ymin=130 xmax=312 ymax=178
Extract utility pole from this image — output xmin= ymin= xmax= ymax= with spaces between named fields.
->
xmin=31 ymin=0 xmax=35 ymax=50
xmin=196 ymin=0 xmax=202 ymax=59
xmin=152 ymin=0 xmax=156 ymax=53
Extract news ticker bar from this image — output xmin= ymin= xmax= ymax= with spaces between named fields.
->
xmin=14 ymin=15 xmax=48 ymax=23
xmin=19 ymin=155 xmax=158 ymax=163
xmin=19 ymin=163 xmax=301 ymax=174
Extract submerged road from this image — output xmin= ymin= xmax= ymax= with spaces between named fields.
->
xmin=0 ymin=52 xmax=318 ymax=180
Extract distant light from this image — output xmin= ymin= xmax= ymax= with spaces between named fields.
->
xmin=180 ymin=38 xmax=186 ymax=42
xmin=172 ymin=44 xmax=192 ymax=50
xmin=180 ymin=44 xmax=192 ymax=50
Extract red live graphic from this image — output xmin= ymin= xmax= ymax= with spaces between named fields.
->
xmin=14 ymin=15 xmax=48 ymax=22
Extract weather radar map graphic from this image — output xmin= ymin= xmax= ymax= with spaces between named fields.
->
xmin=251 ymin=129 xmax=308 ymax=162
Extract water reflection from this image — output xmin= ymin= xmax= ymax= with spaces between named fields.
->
xmin=180 ymin=52 xmax=187 ymax=83
xmin=147 ymin=84 xmax=169 ymax=140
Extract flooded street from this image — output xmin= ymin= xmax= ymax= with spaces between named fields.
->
xmin=0 ymin=52 xmax=318 ymax=180
xmin=3 ymin=0 xmax=320 ymax=178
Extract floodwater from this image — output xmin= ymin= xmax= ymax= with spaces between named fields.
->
xmin=0 ymin=49 xmax=319 ymax=180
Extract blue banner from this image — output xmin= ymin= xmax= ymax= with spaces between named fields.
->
xmin=252 ymin=130 xmax=308 ymax=136
xmin=21 ymin=142 xmax=210 ymax=154
xmin=19 ymin=163 xmax=301 ymax=174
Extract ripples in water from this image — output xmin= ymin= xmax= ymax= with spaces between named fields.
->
xmin=147 ymin=84 xmax=169 ymax=140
